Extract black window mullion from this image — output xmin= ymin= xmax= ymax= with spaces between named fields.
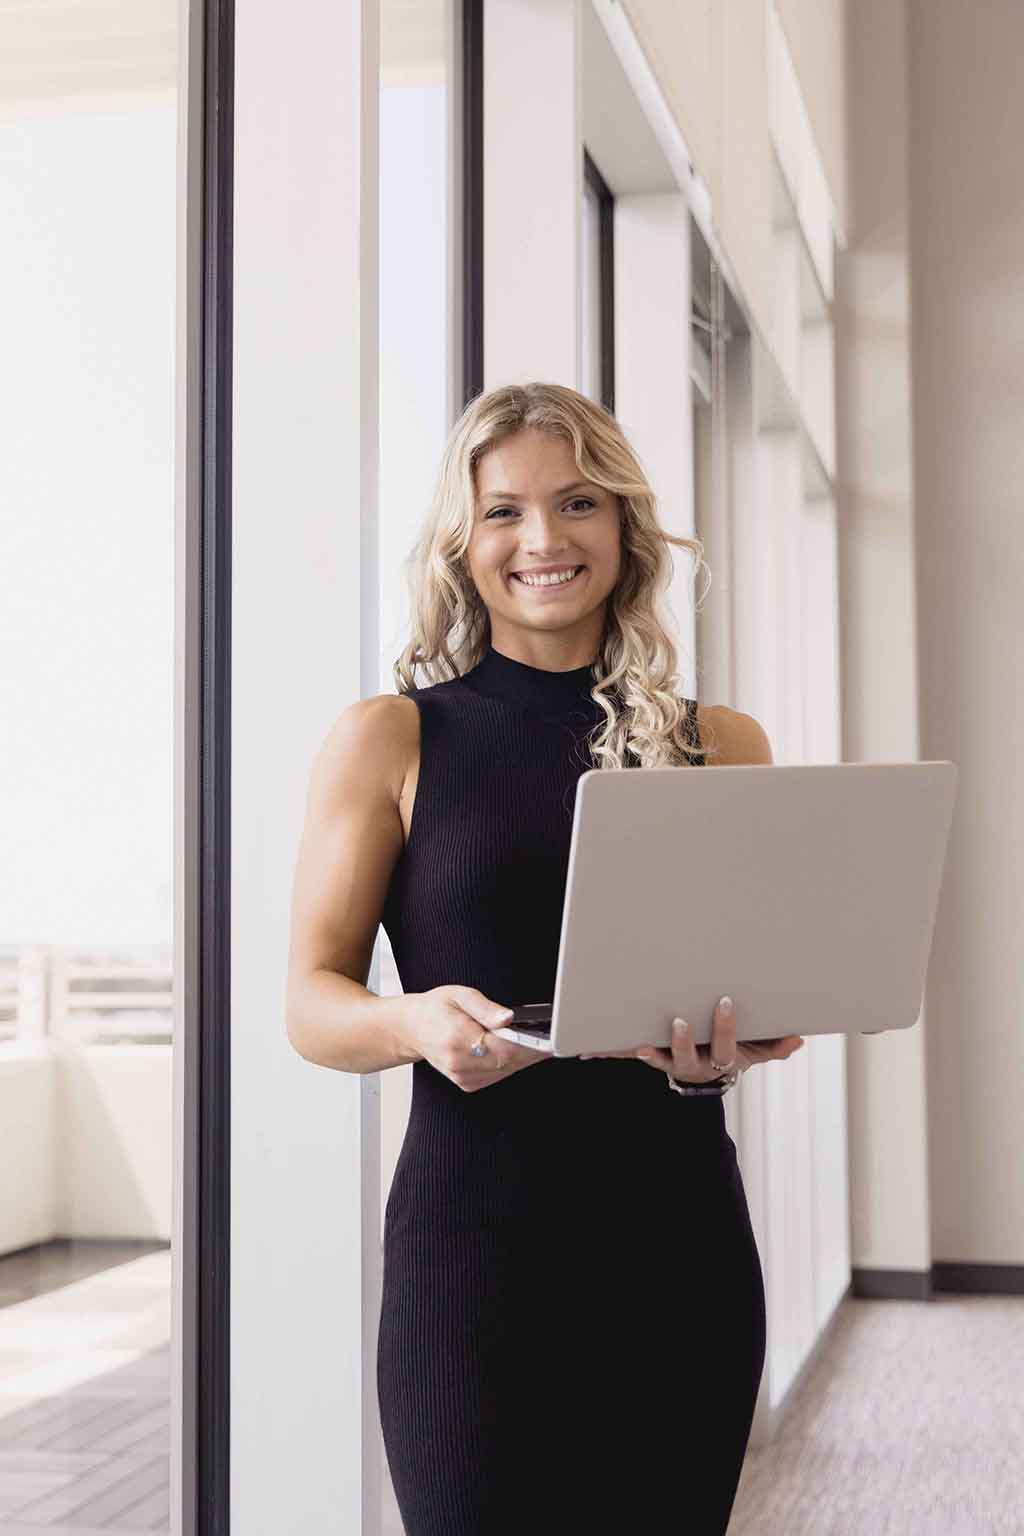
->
xmin=583 ymin=147 xmax=614 ymax=415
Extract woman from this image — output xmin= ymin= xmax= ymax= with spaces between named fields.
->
xmin=285 ymin=382 xmax=804 ymax=1534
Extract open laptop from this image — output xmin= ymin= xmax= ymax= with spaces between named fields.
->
xmin=491 ymin=761 xmax=958 ymax=1058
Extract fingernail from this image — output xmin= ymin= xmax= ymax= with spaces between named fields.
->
xmin=719 ymin=996 xmax=734 ymax=1016
xmin=495 ymin=1008 xmax=514 ymax=1021
xmin=673 ymin=1017 xmax=688 ymax=1033
xmin=638 ymin=1049 xmax=654 ymax=1059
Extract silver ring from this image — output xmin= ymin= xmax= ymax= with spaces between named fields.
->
xmin=470 ymin=1031 xmax=489 ymax=1058
xmin=709 ymin=1054 xmax=736 ymax=1074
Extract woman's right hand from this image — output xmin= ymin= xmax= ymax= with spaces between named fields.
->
xmin=403 ymin=985 xmax=552 ymax=1093
xmin=580 ymin=997 xmax=804 ymax=1084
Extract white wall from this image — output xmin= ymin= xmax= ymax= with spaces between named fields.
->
xmin=0 ymin=1051 xmax=58 ymax=1254
xmin=907 ymin=0 xmax=1024 ymax=1270
xmin=0 ymin=1046 xmax=170 ymax=1255
xmin=836 ymin=0 xmax=1024 ymax=1287
xmin=0 ymin=100 xmax=176 ymax=950
xmin=57 ymin=1047 xmax=172 ymax=1238
xmin=835 ymin=0 xmax=932 ymax=1282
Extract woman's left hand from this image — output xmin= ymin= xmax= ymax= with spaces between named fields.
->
xmin=578 ymin=997 xmax=804 ymax=1084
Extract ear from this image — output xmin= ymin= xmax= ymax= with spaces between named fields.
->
xmin=714 ymin=708 xmax=775 ymax=766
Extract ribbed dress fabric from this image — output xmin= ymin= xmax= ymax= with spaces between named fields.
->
xmin=378 ymin=645 xmax=766 ymax=1535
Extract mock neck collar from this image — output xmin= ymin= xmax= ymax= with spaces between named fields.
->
xmin=461 ymin=643 xmax=601 ymax=719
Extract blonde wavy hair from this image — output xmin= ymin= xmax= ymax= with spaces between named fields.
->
xmin=392 ymin=381 xmax=718 ymax=769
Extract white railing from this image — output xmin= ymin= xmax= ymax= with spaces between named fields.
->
xmin=0 ymin=944 xmax=173 ymax=1046
xmin=0 ymin=945 xmax=47 ymax=1043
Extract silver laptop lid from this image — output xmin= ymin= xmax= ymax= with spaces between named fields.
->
xmin=537 ymin=761 xmax=958 ymax=1058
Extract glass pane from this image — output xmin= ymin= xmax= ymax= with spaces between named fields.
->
xmin=581 ymin=177 xmax=602 ymax=403
xmin=0 ymin=10 xmax=176 ymax=1529
xmin=378 ymin=4 xmax=454 ymax=1530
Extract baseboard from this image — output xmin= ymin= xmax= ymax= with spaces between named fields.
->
xmin=749 ymin=1260 xmax=1024 ymax=1449
xmin=851 ymin=1266 xmax=933 ymax=1300
xmin=852 ymin=1262 xmax=1024 ymax=1299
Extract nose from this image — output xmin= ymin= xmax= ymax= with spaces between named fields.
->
xmin=517 ymin=506 xmax=572 ymax=553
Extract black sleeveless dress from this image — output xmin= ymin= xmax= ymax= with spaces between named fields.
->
xmin=377 ymin=645 xmax=766 ymax=1535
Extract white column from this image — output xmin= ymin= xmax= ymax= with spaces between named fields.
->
xmin=837 ymin=0 xmax=931 ymax=1287
xmin=230 ymin=1 xmax=380 ymax=1531
xmin=484 ymin=0 xmax=581 ymax=388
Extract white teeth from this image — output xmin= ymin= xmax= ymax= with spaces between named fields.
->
xmin=513 ymin=566 xmax=582 ymax=588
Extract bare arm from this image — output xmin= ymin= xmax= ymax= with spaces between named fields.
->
xmin=285 ymin=696 xmax=422 ymax=1074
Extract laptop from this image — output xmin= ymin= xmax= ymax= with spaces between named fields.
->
xmin=491 ymin=761 xmax=958 ymax=1058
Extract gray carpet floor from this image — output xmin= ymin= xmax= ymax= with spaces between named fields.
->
xmin=730 ymin=1293 xmax=1024 ymax=1535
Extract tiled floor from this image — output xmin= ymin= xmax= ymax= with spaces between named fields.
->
xmin=0 ymin=1248 xmax=170 ymax=1532
xmin=0 ymin=1244 xmax=167 ymax=1315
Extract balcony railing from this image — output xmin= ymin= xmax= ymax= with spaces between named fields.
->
xmin=0 ymin=944 xmax=173 ymax=1046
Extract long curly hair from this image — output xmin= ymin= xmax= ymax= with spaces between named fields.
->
xmin=392 ymin=381 xmax=718 ymax=769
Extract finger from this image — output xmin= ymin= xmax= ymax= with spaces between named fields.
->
xmin=760 ymin=1035 xmax=803 ymax=1057
xmin=742 ymin=1037 xmax=787 ymax=1056
xmin=471 ymin=1044 xmax=510 ymax=1073
xmin=709 ymin=996 xmax=737 ymax=1069
xmin=739 ymin=1036 xmax=803 ymax=1069
xmin=667 ymin=1015 xmax=701 ymax=1079
xmin=636 ymin=1046 xmax=675 ymax=1072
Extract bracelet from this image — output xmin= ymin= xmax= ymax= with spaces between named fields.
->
xmin=667 ymin=1069 xmax=740 ymax=1097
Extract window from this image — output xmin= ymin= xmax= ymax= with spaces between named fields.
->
xmin=581 ymin=148 xmax=614 ymax=411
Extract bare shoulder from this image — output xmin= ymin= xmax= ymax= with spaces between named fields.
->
xmin=313 ymin=693 xmax=415 ymax=811
xmin=696 ymin=704 xmax=774 ymax=766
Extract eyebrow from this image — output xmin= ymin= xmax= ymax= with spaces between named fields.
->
xmin=478 ymin=480 xmax=596 ymax=505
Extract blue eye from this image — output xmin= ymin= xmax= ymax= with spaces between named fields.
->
xmin=485 ymin=498 xmax=595 ymax=520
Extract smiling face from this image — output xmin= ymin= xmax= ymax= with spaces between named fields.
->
xmin=466 ymin=427 xmax=622 ymax=666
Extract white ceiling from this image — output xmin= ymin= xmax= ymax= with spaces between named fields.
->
xmin=581 ymin=0 xmax=677 ymax=197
